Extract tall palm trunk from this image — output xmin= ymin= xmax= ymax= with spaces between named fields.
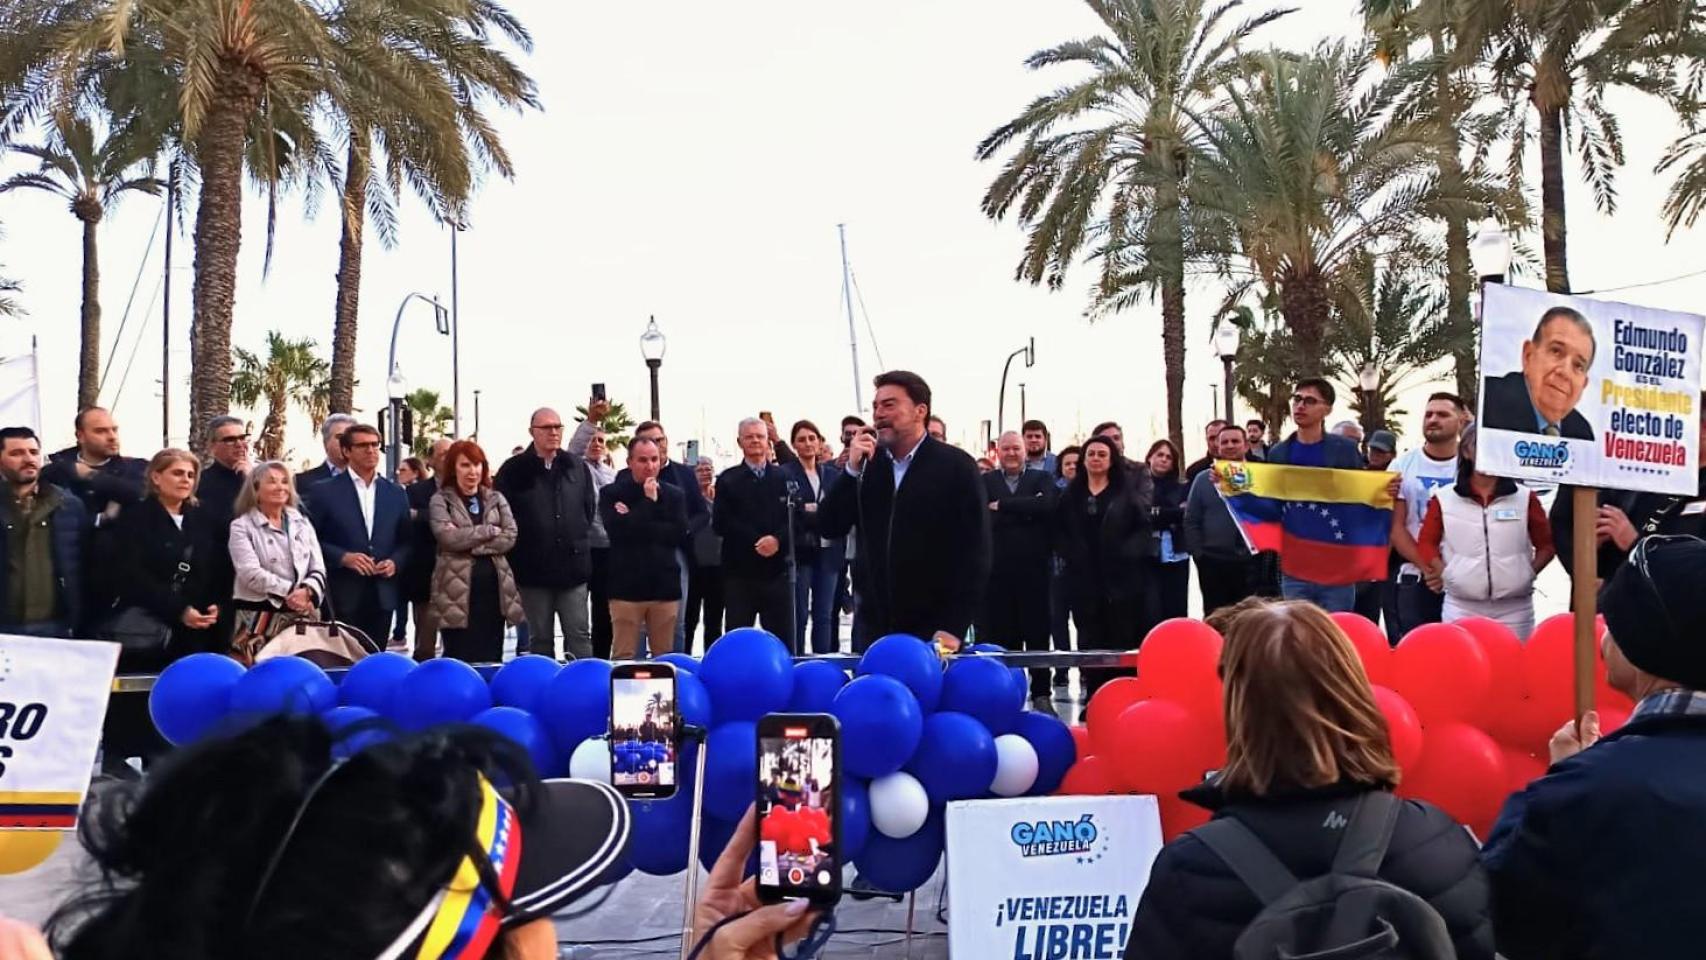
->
xmin=1433 ymin=32 xmax=1477 ymax=406
xmin=1280 ymin=266 xmax=1330 ymax=377
xmin=1155 ymin=177 xmax=1187 ymax=454
xmin=330 ymin=140 xmax=366 ymax=414
xmin=75 ymin=207 xmax=101 ymax=410
xmin=1536 ymin=87 xmax=1571 ymax=293
xmin=188 ymin=60 xmax=264 ymax=434
xmin=260 ymin=391 xmax=287 ymax=460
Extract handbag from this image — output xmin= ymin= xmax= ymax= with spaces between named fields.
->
xmin=232 ymin=593 xmax=378 ymax=669
xmin=96 ymin=542 xmax=195 ymax=654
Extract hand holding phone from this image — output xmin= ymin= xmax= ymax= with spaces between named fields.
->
xmin=609 ymin=663 xmax=679 ymax=800
xmin=755 ymin=713 xmax=842 ymax=906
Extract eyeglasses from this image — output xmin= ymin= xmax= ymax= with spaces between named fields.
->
xmin=1289 ymin=394 xmax=1325 ymax=408
xmin=531 ymin=423 xmax=564 ymax=432
xmin=215 ymin=434 xmax=250 ymax=444
xmin=349 ymin=441 xmax=382 ymax=451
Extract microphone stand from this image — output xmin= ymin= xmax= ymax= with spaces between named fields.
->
xmin=678 ymin=722 xmax=709 ymax=960
xmin=784 ymin=478 xmax=801 ymax=655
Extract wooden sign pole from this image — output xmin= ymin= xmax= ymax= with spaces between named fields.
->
xmin=1571 ymin=487 xmax=1599 ymax=721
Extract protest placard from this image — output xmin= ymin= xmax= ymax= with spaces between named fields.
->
xmin=0 ymin=635 xmax=120 ymax=829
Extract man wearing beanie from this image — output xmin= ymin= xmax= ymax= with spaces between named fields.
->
xmin=1481 ymin=535 xmax=1706 ymax=960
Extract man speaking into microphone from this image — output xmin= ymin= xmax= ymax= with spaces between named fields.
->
xmin=819 ymin=370 xmax=991 ymax=651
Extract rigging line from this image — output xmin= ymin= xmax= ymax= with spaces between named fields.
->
xmin=110 ymin=261 xmax=165 ymax=410
xmin=98 ymin=202 xmax=165 ymax=398
xmin=849 ymin=268 xmax=885 ymax=370
xmin=1576 ymin=265 xmax=1706 ymax=295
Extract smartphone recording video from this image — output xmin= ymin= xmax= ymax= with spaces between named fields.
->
xmin=609 ymin=663 xmax=678 ymax=800
xmin=756 ymin=713 xmax=842 ymax=905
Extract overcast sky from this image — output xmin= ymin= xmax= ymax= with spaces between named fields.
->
xmin=3 ymin=0 xmax=1704 ymax=467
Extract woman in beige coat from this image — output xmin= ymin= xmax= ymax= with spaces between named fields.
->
xmin=430 ymin=440 xmax=525 ymax=662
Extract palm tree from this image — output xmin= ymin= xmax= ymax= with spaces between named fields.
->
xmin=1227 ymin=305 xmax=1302 ymax=437
xmin=1454 ymin=0 xmax=1706 ymax=293
xmin=323 ymin=0 xmax=538 ymax=414
xmin=0 ymin=113 xmax=161 ymax=408
xmin=976 ymin=0 xmax=1290 ymax=452
xmin=574 ymin=400 xmax=636 ymax=451
xmin=1326 ymin=255 xmax=1460 ymax=437
xmin=231 ymin=332 xmax=330 ymax=461
xmin=0 ymin=272 xmax=20 ymax=319
xmin=404 ymin=387 xmax=454 ymax=458
xmin=1193 ymin=41 xmax=1437 ymax=375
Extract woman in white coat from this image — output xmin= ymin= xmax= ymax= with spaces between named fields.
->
xmin=228 ymin=461 xmax=328 ymax=659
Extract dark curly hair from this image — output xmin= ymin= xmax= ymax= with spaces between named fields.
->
xmin=48 ymin=715 xmax=538 ymax=960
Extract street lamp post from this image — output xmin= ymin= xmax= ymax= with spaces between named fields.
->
xmin=1018 ymin=382 xmax=1027 ymax=425
xmin=449 ymin=219 xmax=467 ymax=436
xmin=386 ymin=369 xmax=408 ymax=481
xmin=997 ymin=337 xmax=1035 ymax=435
xmin=1214 ymin=321 xmax=1241 ymax=428
xmin=1358 ymin=361 xmax=1380 ymax=441
xmin=640 ymin=316 xmax=667 ymax=422
xmin=472 ymin=389 xmax=482 ymax=442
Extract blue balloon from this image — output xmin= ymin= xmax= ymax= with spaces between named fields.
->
xmin=831 ymin=675 xmax=923 ymax=779
xmin=337 ymin=652 xmax=416 ymax=713
xmin=321 ymin=705 xmax=392 ymax=758
xmin=1014 ymin=711 xmax=1077 ymax=796
xmin=700 ymin=628 xmax=794 ymax=725
xmin=539 ymin=658 xmax=613 ymax=754
xmin=628 ymin=792 xmax=694 ymax=875
xmin=474 ymin=706 xmax=561 ymax=777
xmin=392 ymin=658 xmax=492 ymax=730
xmin=854 ymin=808 xmax=944 ymax=892
xmin=905 ymin=711 xmax=998 ymax=804
xmin=970 ymin=643 xmax=1028 ymax=707
xmin=655 ymin=653 xmax=701 ymax=675
xmin=940 ymin=656 xmax=1022 ymax=735
xmin=840 ymin=777 xmax=871 ymax=861
xmin=678 ymin=670 xmax=712 ymax=728
xmin=489 ymin=655 xmax=561 ymax=713
xmin=230 ymin=657 xmax=336 ymax=720
xmin=788 ymin=660 xmax=849 ymax=713
xmin=856 ymin=635 xmax=942 ymax=713
xmin=703 ymin=721 xmax=757 ymax=821
xmin=149 ymin=653 xmax=246 ymax=746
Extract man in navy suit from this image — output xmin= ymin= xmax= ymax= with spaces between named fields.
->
xmin=306 ymin=423 xmax=412 ymax=646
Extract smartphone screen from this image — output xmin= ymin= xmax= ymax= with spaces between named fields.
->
xmin=756 ymin=713 xmax=841 ymax=905
xmin=609 ymin=664 xmax=678 ymax=799
xmin=592 ymin=382 xmax=607 ymax=401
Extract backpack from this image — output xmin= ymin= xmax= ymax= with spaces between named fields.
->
xmin=1189 ymin=792 xmax=1457 ymax=960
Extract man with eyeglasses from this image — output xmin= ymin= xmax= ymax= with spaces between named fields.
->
xmin=199 ymin=414 xmax=252 ymax=646
xmin=1264 ymin=378 xmax=1381 ymax=613
xmin=495 ymin=408 xmax=598 ymax=659
xmin=1483 ymin=534 xmax=1706 ymax=960
xmin=306 ymin=424 xmax=412 ymax=647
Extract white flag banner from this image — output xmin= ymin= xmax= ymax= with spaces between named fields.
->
xmin=0 ymin=350 xmax=42 ymax=432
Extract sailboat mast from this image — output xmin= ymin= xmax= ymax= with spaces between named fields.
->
xmin=838 ymin=223 xmax=863 ymax=412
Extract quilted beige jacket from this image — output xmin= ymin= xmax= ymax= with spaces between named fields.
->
xmin=429 ymin=487 xmax=525 ymax=630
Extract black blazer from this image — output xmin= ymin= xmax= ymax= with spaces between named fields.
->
xmin=495 ymin=445 xmax=597 ymax=588
xmin=982 ymin=469 xmax=1057 ymax=579
xmin=818 ymin=437 xmax=991 ymax=640
xmin=713 ymin=462 xmax=796 ymax=579
xmin=1481 ymin=370 xmax=1593 ymax=440
xmin=107 ymin=497 xmax=224 ymax=657
xmin=41 ymin=448 xmax=146 ymax=521
xmin=1055 ymin=480 xmax=1150 ymax=601
xmin=781 ymin=460 xmax=846 ymax=565
xmin=306 ymin=471 xmax=413 ymax=615
xmin=600 ymin=476 xmax=689 ymax=602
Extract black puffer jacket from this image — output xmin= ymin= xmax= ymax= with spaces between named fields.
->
xmin=1126 ymin=781 xmax=1493 ymax=960
xmin=493 ymin=446 xmax=597 ymax=588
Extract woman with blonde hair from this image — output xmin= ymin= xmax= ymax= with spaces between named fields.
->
xmin=1125 ymin=598 xmax=1493 ymax=960
xmin=228 ymin=461 xmax=328 ymax=660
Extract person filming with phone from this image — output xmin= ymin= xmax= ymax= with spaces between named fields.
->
xmin=818 ymin=370 xmax=990 ymax=650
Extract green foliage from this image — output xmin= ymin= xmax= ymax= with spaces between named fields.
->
xmin=231 ymin=332 xmax=329 ymax=461
xmin=574 ymin=401 xmax=636 ymax=451
xmin=404 ymin=388 xmax=454 ymax=458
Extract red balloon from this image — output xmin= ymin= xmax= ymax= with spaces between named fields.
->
xmin=1455 ymin=616 xmax=1528 ymax=738
xmin=1502 ymin=747 xmax=1546 ymax=796
xmin=1057 ymin=755 xmax=1122 ymax=796
xmin=1523 ymin=614 xmax=1606 ymax=730
xmin=1137 ymin=619 xmax=1225 ymax=717
xmin=1108 ymin=699 xmax=1218 ymax=795
xmin=1157 ymin=794 xmax=1211 ymax=841
xmin=1398 ymin=722 xmax=1509 ymax=829
xmin=1331 ymin=612 xmax=1392 ymax=687
xmin=1086 ymin=677 xmax=1149 ymax=758
xmin=1598 ymin=704 xmax=1631 ymax=735
xmin=1069 ymin=724 xmax=1092 ymax=760
xmin=1391 ymin=623 xmax=1490 ymax=724
xmin=1372 ymin=685 xmax=1424 ymax=771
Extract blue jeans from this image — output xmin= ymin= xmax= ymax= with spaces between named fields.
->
xmin=794 ymin=555 xmax=842 ymax=655
xmin=1280 ymin=575 xmax=1357 ymax=613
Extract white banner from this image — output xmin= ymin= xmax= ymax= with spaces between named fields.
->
xmin=1477 ymin=284 xmax=1702 ymax=494
xmin=0 ymin=635 xmax=119 ymax=829
xmin=946 ymin=795 xmax=1163 ymax=960
xmin=0 ymin=351 xmax=41 ymax=433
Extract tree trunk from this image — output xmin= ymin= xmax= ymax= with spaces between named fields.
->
xmin=261 ymin=393 xmax=286 ymax=461
xmin=77 ymin=212 xmax=101 ymax=411
xmin=330 ymin=140 xmax=366 ymax=414
xmin=1279 ymin=267 xmax=1330 ymax=377
xmin=1537 ymin=98 xmax=1571 ymax=294
xmin=188 ymin=59 xmax=264 ymax=435
xmin=1434 ymin=35 xmax=1477 ymax=406
xmin=1156 ymin=177 xmax=1186 ymax=455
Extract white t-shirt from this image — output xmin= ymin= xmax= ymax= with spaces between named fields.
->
xmin=1393 ymin=447 xmax=1459 ymax=576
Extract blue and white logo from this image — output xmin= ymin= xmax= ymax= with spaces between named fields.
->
xmin=1513 ymin=439 xmax=1570 ymax=470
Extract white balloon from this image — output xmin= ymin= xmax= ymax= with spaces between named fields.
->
xmin=869 ymin=771 xmax=931 ymax=839
xmin=990 ymin=734 xmax=1040 ymax=797
xmin=568 ymin=737 xmax=612 ymax=783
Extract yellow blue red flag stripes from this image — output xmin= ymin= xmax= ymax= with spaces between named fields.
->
xmin=1210 ymin=460 xmax=1397 ymax=586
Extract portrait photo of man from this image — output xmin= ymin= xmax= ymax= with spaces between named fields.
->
xmin=1482 ymin=305 xmax=1597 ymax=440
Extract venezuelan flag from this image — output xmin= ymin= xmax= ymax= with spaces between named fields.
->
xmin=1209 ymin=460 xmax=1396 ymax=586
